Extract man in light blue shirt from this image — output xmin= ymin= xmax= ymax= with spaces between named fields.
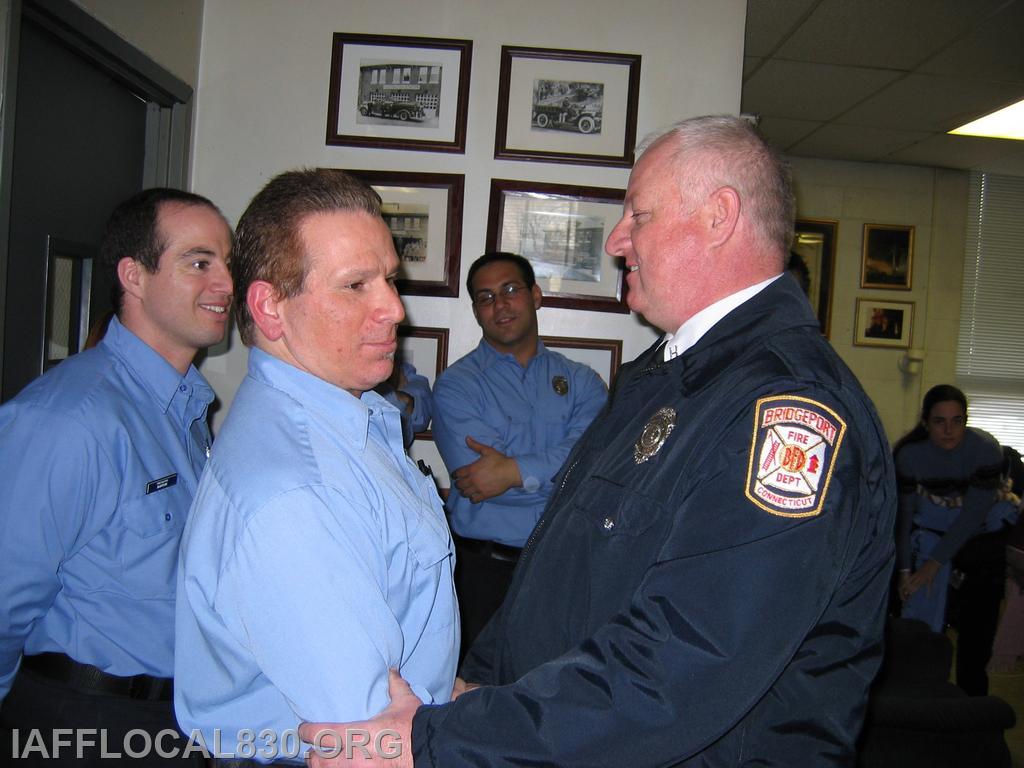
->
xmin=175 ymin=169 xmax=458 ymax=765
xmin=432 ymin=252 xmax=607 ymax=655
xmin=376 ymin=360 xmax=433 ymax=448
xmin=0 ymin=188 xmax=233 ymax=764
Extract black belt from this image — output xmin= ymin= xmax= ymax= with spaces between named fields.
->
xmin=455 ymin=535 xmax=522 ymax=563
xmin=21 ymin=652 xmax=174 ymax=701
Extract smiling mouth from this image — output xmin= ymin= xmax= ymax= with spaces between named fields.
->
xmin=200 ymin=304 xmax=228 ymax=315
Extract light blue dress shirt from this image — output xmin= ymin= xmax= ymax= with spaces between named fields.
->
xmin=433 ymin=340 xmax=607 ymax=548
xmin=175 ymin=348 xmax=458 ymax=763
xmin=0 ymin=316 xmax=213 ymax=701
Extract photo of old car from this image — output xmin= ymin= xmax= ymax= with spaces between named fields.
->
xmin=531 ymin=103 xmax=602 ymax=134
xmin=358 ymin=98 xmax=426 ymax=122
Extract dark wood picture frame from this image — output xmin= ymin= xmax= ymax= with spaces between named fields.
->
xmin=486 ymin=178 xmax=628 ymax=313
xmin=348 ymin=170 xmax=464 ymax=297
xmin=792 ymin=218 xmax=838 ymax=338
xmin=397 ymin=325 xmax=449 ymax=439
xmin=494 ymin=45 xmax=641 ymax=167
xmin=540 ymin=335 xmax=623 ymax=388
xmin=327 ymin=33 xmax=472 ymax=153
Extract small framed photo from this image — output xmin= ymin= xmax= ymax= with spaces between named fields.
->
xmin=327 ymin=33 xmax=472 ymax=153
xmin=486 ymin=178 xmax=627 ymax=313
xmin=791 ymin=219 xmax=837 ymax=338
xmin=540 ymin=335 xmax=622 ymax=389
xmin=348 ymin=170 xmax=464 ymax=297
xmin=396 ymin=325 xmax=449 ymax=439
xmin=494 ymin=45 xmax=641 ymax=167
xmin=861 ymin=223 xmax=914 ymax=289
xmin=853 ymin=299 xmax=914 ymax=349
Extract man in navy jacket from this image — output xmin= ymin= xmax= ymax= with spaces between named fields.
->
xmin=303 ymin=115 xmax=896 ymax=767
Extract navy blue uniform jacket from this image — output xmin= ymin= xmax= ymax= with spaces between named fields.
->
xmin=412 ymin=275 xmax=896 ymax=766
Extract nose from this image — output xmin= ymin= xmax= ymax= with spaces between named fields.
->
xmin=210 ymin=259 xmax=233 ymax=296
xmin=380 ymin=280 xmax=405 ymax=325
xmin=605 ymin=214 xmax=631 ymax=257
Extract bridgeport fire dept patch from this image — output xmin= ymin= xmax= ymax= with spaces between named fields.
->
xmin=745 ymin=395 xmax=846 ymax=518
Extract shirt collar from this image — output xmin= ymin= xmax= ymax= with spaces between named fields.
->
xmin=246 ymin=347 xmax=399 ymax=451
xmin=663 ymin=274 xmax=782 ymax=361
xmin=478 ymin=338 xmax=547 ymax=367
xmin=100 ymin=315 xmax=213 ymax=413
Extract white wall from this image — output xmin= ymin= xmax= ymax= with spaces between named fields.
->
xmin=790 ymin=157 xmax=969 ymax=443
xmin=191 ymin=0 xmax=748 ymax=439
xmin=72 ymin=0 xmax=204 ymax=86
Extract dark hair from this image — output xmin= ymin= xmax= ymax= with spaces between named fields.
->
xmin=232 ymin=168 xmax=382 ymax=346
xmin=787 ymin=251 xmax=811 ymax=296
xmin=466 ymin=252 xmax=536 ymax=296
xmin=894 ymin=384 xmax=969 ymax=453
xmin=98 ymin=187 xmax=227 ymax=313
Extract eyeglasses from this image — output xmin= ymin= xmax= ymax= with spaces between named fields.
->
xmin=472 ymin=283 xmax=528 ymax=307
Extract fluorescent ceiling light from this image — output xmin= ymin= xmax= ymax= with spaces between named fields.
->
xmin=949 ymin=98 xmax=1024 ymax=140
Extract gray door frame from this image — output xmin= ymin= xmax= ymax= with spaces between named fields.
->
xmin=0 ymin=0 xmax=194 ymax=393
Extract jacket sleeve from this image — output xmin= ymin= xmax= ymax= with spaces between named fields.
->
xmin=411 ymin=395 xmax=883 ymax=766
xmin=0 ymin=407 xmax=108 ymax=701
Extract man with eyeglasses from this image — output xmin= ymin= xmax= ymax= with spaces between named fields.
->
xmin=431 ymin=252 xmax=607 ymax=656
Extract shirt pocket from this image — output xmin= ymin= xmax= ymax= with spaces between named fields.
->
xmin=405 ymin=475 xmax=453 ymax=570
xmin=572 ymin=474 xmax=664 ymax=540
xmin=121 ymin=482 xmax=190 ymax=539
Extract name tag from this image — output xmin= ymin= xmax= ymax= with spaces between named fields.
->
xmin=145 ymin=473 xmax=178 ymax=494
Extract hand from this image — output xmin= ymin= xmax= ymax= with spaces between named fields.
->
xmin=300 ymin=670 xmax=421 ymax=768
xmin=451 ymin=437 xmax=522 ymax=503
xmin=451 ymin=676 xmax=480 ymax=700
xmin=901 ymin=559 xmax=942 ymax=600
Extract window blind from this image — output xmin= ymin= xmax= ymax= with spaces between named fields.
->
xmin=956 ymin=171 xmax=1024 ymax=453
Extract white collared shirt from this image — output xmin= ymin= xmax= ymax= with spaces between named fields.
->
xmin=663 ymin=274 xmax=782 ymax=361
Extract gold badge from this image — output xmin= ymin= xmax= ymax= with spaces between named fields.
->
xmin=552 ymin=375 xmax=569 ymax=396
xmin=634 ymin=407 xmax=677 ymax=464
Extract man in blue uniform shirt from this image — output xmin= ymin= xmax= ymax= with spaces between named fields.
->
xmin=0 ymin=188 xmax=233 ymax=764
xmin=302 ymin=115 xmax=896 ymax=767
xmin=174 ymin=169 xmax=458 ymax=765
xmin=432 ymin=252 xmax=607 ymax=654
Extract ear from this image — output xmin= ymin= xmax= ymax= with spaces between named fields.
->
xmin=248 ymin=281 xmax=286 ymax=342
xmin=705 ymin=186 xmax=741 ymax=248
xmin=117 ymin=257 xmax=146 ymax=301
xmin=531 ymin=283 xmax=543 ymax=310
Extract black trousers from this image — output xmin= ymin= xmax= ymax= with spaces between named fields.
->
xmin=1 ymin=666 xmax=204 ymax=766
xmin=950 ymin=530 xmax=1008 ymax=696
xmin=453 ymin=535 xmax=520 ymax=665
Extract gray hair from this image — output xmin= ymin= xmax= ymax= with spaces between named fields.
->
xmin=638 ymin=115 xmax=795 ymax=260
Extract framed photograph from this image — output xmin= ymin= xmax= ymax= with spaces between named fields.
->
xmin=853 ymin=299 xmax=914 ymax=349
xmin=43 ymin=236 xmax=93 ymax=370
xmin=791 ymin=218 xmax=837 ymax=338
xmin=494 ymin=45 xmax=641 ymax=167
xmin=540 ymin=335 xmax=622 ymax=388
xmin=348 ymin=170 xmax=464 ymax=297
xmin=396 ymin=325 xmax=449 ymax=439
xmin=327 ymin=33 xmax=472 ymax=153
xmin=861 ymin=223 xmax=914 ymax=289
xmin=486 ymin=179 xmax=627 ymax=313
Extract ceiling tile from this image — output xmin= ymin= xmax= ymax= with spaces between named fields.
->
xmin=918 ymin=0 xmax=1024 ymax=82
xmin=757 ymin=116 xmax=823 ymax=151
xmin=788 ymin=124 xmax=933 ymax=162
xmin=742 ymin=59 xmax=902 ymax=122
xmin=840 ymin=73 xmax=1024 ymax=131
xmin=886 ymin=133 xmax=1024 ymax=172
xmin=743 ymin=0 xmax=822 ymax=58
xmin=775 ymin=0 xmax=1007 ymax=69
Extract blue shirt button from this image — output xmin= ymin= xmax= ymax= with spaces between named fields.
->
xmin=165 ymin=513 xmax=172 ymax=521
